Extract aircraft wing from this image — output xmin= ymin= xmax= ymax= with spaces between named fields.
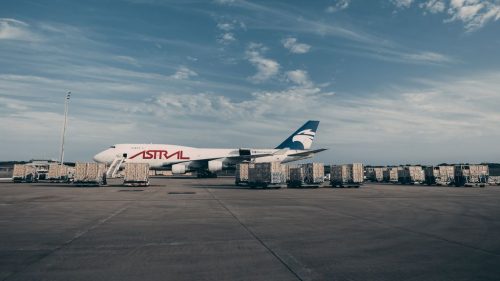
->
xmin=287 ymin=148 xmax=327 ymax=157
xmin=226 ymin=153 xmax=274 ymax=161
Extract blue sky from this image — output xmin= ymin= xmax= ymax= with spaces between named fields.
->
xmin=0 ymin=0 xmax=499 ymax=164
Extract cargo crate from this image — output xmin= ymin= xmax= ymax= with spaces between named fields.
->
xmin=330 ymin=163 xmax=364 ymax=187
xmin=303 ymin=163 xmax=324 ymax=185
xmin=248 ymin=162 xmax=285 ymax=188
xmin=424 ymin=166 xmax=454 ymax=186
xmin=123 ymin=163 xmax=150 ymax=186
xmin=235 ymin=163 xmax=249 ymax=185
xmin=398 ymin=166 xmax=425 ymax=184
xmin=288 ymin=166 xmax=305 ymax=187
xmin=12 ymin=164 xmax=36 ymax=183
xmin=488 ymin=176 xmax=500 ymax=186
xmin=73 ymin=163 xmax=107 ymax=186
xmin=454 ymin=165 xmax=488 ymax=187
xmin=47 ymin=164 xmax=72 ymax=182
xmin=373 ymin=167 xmax=386 ymax=182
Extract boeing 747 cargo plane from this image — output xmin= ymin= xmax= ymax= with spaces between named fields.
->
xmin=93 ymin=120 xmax=326 ymax=177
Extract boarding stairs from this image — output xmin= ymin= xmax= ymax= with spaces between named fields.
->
xmin=106 ymin=157 xmax=125 ymax=178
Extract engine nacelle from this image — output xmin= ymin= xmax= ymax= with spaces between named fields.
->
xmin=171 ymin=164 xmax=187 ymax=174
xmin=208 ymin=160 xmax=223 ymax=172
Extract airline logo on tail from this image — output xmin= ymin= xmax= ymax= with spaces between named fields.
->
xmin=292 ymin=129 xmax=316 ymax=149
xmin=275 ymin=120 xmax=320 ymax=150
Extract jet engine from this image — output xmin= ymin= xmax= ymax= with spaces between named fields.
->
xmin=171 ymin=164 xmax=187 ymax=174
xmin=208 ymin=160 xmax=223 ymax=172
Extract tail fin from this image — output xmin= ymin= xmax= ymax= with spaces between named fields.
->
xmin=275 ymin=120 xmax=319 ymax=150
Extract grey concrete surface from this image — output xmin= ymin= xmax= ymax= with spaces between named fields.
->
xmin=1 ymin=178 xmax=500 ymax=281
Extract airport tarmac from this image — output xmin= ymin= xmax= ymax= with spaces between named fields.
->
xmin=1 ymin=178 xmax=500 ymax=281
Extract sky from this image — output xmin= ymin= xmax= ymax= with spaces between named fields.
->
xmin=0 ymin=0 xmax=499 ymax=165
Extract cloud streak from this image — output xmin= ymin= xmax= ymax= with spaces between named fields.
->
xmin=0 ymin=18 xmax=39 ymax=41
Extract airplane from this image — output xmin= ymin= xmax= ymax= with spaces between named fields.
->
xmin=93 ymin=120 xmax=326 ymax=177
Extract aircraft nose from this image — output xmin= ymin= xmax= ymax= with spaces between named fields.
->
xmin=93 ymin=151 xmax=106 ymax=163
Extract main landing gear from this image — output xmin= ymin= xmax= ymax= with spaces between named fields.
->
xmin=196 ymin=170 xmax=218 ymax=178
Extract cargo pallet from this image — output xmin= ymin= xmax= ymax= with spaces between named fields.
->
xmin=235 ymin=180 xmax=249 ymax=186
xmin=73 ymin=181 xmax=106 ymax=187
xmin=248 ymin=181 xmax=283 ymax=189
xmin=287 ymin=181 xmax=321 ymax=188
xmin=48 ymin=177 xmax=71 ymax=183
xmin=123 ymin=181 xmax=150 ymax=187
xmin=399 ymin=181 xmax=424 ymax=185
xmin=462 ymin=182 xmax=487 ymax=188
xmin=331 ymin=183 xmax=362 ymax=188
xmin=12 ymin=178 xmax=37 ymax=183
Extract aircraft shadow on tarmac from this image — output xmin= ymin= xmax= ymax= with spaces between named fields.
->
xmin=191 ymin=184 xmax=251 ymax=190
xmin=190 ymin=184 xmax=264 ymax=190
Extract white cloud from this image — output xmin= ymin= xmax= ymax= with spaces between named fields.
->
xmin=390 ymin=0 xmax=500 ymax=31
xmin=286 ymin=70 xmax=313 ymax=87
xmin=126 ymin=71 xmax=500 ymax=163
xmin=216 ymin=22 xmax=234 ymax=31
xmin=137 ymin=71 xmax=499 ymax=139
xmin=326 ymin=0 xmax=351 ymax=12
xmin=0 ymin=18 xmax=38 ymax=41
xmin=447 ymin=0 xmax=500 ymax=31
xmin=391 ymin=0 xmax=414 ymax=8
xmin=2 ymin=67 xmax=500 ymax=164
xmin=130 ymin=86 xmax=334 ymax=121
xmin=420 ymin=0 xmax=446 ymax=13
xmin=170 ymin=66 xmax=198 ymax=80
xmin=215 ymin=20 xmax=245 ymax=44
xmin=245 ymin=43 xmax=280 ymax=82
xmin=217 ymin=32 xmax=236 ymax=44
xmin=282 ymin=37 xmax=311 ymax=54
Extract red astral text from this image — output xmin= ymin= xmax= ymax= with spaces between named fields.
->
xmin=129 ymin=150 xmax=190 ymax=160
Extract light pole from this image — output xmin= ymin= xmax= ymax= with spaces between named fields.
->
xmin=59 ymin=92 xmax=71 ymax=165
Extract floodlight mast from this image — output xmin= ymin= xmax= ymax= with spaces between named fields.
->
xmin=59 ymin=92 xmax=71 ymax=165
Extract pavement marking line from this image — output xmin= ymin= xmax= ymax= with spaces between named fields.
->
xmin=316 ymin=204 xmax=500 ymax=257
xmin=204 ymin=187 xmax=306 ymax=281
xmin=2 ymin=204 xmax=130 ymax=281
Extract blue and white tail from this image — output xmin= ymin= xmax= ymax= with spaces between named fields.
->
xmin=275 ymin=120 xmax=320 ymax=150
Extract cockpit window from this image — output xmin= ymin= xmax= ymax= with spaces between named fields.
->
xmin=110 ymin=145 xmax=116 ymax=148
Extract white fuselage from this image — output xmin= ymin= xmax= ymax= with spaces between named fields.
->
xmin=93 ymin=144 xmax=311 ymax=170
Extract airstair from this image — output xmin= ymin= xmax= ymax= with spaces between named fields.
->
xmin=106 ymin=157 xmax=125 ymax=178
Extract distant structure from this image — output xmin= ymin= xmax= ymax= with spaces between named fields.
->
xmin=59 ymin=92 xmax=71 ymax=165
